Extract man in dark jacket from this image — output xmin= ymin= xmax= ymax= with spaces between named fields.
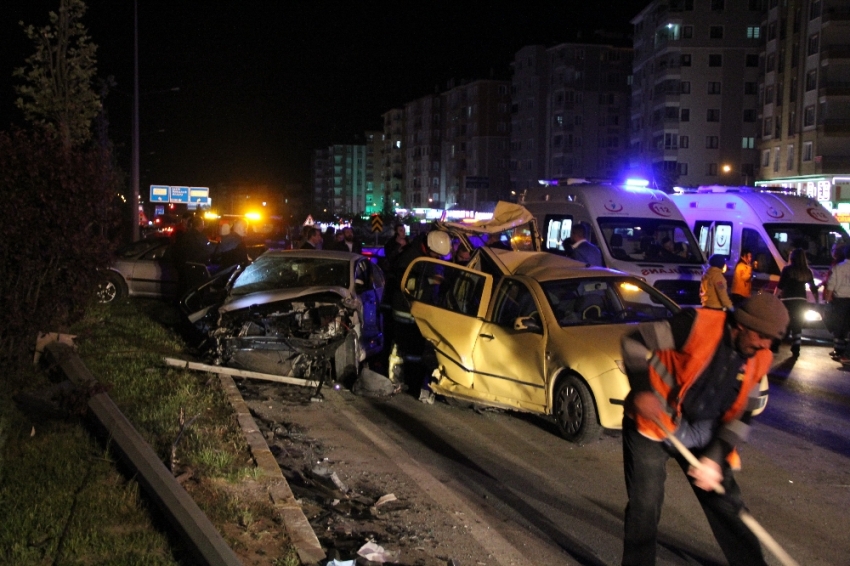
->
xmin=619 ymin=293 xmax=789 ymax=566
xmin=300 ymin=227 xmax=323 ymax=249
xmin=171 ymin=215 xmax=211 ymax=294
xmin=334 ymin=226 xmax=363 ymax=253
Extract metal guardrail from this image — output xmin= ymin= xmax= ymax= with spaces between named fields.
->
xmin=42 ymin=342 xmax=242 ymax=566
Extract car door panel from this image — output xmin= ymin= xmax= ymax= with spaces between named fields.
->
xmin=471 ymin=321 xmax=547 ymax=408
xmin=471 ymin=278 xmax=547 ymax=409
xmin=402 ymin=258 xmax=493 ymax=390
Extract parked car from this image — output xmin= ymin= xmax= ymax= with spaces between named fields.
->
xmin=181 ymin=249 xmax=386 ymax=383
xmin=97 ymin=237 xmax=179 ymax=303
xmin=400 ymin=247 xmax=680 ymax=443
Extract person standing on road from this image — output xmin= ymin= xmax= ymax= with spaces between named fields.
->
xmin=171 ymin=215 xmax=211 ymax=295
xmin=300 ymin=227 xmax=323 ymax=250
xmin=387 ymin=230 xmax=452 ymax=401
xmin=775 ymin=248 xmax=818 ymax=358
xmin=730 ymin=249 xmax=753 ymax=306
xmin=216 ymin=218 xmax=251 ymax=269
xmin=334 ymin=226 xmax=363 ymax=254
xmin=824 ymin=245 xmax=850 ymax=363
xmin=700 ymin=255 xmax=733 ymax=311
xmin=569 ymin=224 xmax=603 ymax=267
xmin=381 ymin=224 xmax=408 ymax=273
xmin=619 ymin=293 xmax=788 ymax=566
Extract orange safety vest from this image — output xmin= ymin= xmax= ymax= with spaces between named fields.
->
xmin=634 ymin=309 xmax=772 ymax=467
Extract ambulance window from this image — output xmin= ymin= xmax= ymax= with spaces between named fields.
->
xmin=544 ymin=215 xmax=573 ymax=251
xmin=742 ymin=228 xmax=780 ymax=276
xmin=694 ymin=221 xmax=732 ymax=258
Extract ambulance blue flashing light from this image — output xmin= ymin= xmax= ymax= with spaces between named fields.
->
xmin=624 ymin=178 xmax=650 ymax=188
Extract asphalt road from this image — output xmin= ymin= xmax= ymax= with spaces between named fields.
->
xmin=253 ymin=337 xmax=850 ymax=565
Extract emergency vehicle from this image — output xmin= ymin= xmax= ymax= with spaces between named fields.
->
xmin=670 ymin=186 xmax=850 ymax=312
xmin=520 ymin=180 xmax=706 ymax=306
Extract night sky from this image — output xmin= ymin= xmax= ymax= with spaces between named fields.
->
xmin=0 ymin=1 xmax=638 ymax=195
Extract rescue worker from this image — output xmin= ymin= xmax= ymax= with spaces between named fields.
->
xmin=730 ymin=249 xmax=753 ymax=306
xmin=700 ymin=254 xmax=732 ymax=310
xmin=387 ymin=229 xmax=452 ymax=401
xmin=620 ymin=293 xmax=789 ymax=566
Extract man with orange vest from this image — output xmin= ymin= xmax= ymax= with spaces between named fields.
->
xmin=619 ymin=293 xmax=789 ymax=566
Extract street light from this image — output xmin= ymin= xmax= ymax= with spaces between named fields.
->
xmin=132 ymin=0 xmax=139 ymax=241
xmin=131 ymin=0 xmax=178 ymax=240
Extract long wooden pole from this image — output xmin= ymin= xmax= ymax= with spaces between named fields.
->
xmin=654 ymin=419 xmax=800 ymax=566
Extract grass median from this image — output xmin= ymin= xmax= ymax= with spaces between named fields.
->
xmin=0 ymin=298 xmax=299 ymax=566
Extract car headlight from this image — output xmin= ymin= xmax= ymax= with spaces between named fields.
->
xmin=804 ymin=308 xmax=822 ymax=322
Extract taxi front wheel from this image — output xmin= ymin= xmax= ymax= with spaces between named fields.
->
xmin=553 ymin=373 xmax=600 ymax=444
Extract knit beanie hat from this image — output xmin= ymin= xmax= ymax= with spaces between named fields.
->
xmin=708 ymin=254 xmax=727 ymax=269
xmin=734 ymin=293 xmax=790 ymax=339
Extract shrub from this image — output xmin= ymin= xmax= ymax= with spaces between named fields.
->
xmin=0 ymin=127 xmax=122 ymax=373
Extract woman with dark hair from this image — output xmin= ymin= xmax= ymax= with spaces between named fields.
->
xmin=775 ymin=247 xmax=818 ymax=357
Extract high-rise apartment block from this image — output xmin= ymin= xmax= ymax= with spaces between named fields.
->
xmin=757 ymin=0 xmax=850 ymax=202
xmin=311 ymin=144 xmax=366 ymax=217
xmin=630 ymin=0 xmax=764 ymax=188
xmin=510 ymin=42 xmax=633 ymax=192
xmin=439 ymin=79 xmax=512 ymax=209
xmin=381 ymin=108 xmax=405 ymax=211
xmin=386 ymin=81 xmax=511 ymax=211
xmin=364 ymin=131 xmax=384 ymax=214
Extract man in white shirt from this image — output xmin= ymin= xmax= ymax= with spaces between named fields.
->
xmin=825 ymin=246 xmax=850 ymax=362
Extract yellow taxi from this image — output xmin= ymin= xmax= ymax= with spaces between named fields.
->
xmin=401 ymin=248 xmax=680 ymax=442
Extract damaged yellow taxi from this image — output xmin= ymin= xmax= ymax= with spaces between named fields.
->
xmin=401 ymin=248 xmax=679 ymax=443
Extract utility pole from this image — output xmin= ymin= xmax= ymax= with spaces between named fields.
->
xmin=132 ymin=0 xmax=140 ymax=241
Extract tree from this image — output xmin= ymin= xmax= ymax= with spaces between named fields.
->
xmin=13 ymin=0 xmax=100 ymax=149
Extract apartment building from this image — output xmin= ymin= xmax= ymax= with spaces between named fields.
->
xmin=630 ymin=0 xmax=764 ymax=188
xmin=404 ymin=93 xmax=444 ymax=208
xmin=311 ymin=144 xmax=366 ymax=216
xmin=756 ymin=0 xmax=850 ymax=213
xmin=440 ymin=79 xmax=512 ymax=210
xmin=381 ymin=108 xmax=405 ymax=209
xmin=510 ymin=42 xmax=633 ymax=192
xmin=364 ymin=131 xmax=384 ymax=214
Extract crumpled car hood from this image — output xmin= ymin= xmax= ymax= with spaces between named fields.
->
xmin=220 ymin=285 xmax=353 ymax=313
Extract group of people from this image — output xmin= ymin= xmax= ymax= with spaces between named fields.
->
xmin=169 ymin=212 xmax=252 ymax=294
xmin=298 ymin=225 xmax=363 ymax=253
xmin=701 ymin=243 xmax=850 ymax=361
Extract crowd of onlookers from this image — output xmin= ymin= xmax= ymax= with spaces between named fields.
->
xmin=700 ymin=241 xmax=850 ymax=362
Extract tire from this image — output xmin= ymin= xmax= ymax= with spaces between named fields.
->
xmin=553 ymin=373 xmax=601 ymax=444
xmin=97 ymin=271 xmax=126 ymax=304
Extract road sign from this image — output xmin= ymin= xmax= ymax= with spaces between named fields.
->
xmin=371 ymin=215 xmax=383 ymax=233
xmin=189 ymin=187 xmax=209 ymax=204
xmin=170 ymin=186 xmax=190 ymax=203
xmin=150 ymin=185 xmax=170 ymax=202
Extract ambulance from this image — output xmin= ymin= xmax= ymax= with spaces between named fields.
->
xmin=520 ymin=179 xmax=706 ymax=306
xmin=670 ymin=186 xmax=849 ymax=309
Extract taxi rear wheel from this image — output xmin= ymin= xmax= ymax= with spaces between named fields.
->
xmin=553 ymin=373 xmax=600 ymax=444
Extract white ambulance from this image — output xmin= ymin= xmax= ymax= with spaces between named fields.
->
xmin=520 ymin=180 xmax=706 ymax=306
xmin=670 ymin=186 xmax=849 ymax=304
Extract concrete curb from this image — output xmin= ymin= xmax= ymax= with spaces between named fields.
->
xmin=217 ymin=374 xmax=326 ymax=565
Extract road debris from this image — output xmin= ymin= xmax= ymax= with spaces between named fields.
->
xmin=357 ymin=540 xmax=397 ymax=563
xmin=352 ymin=367 xmax=401 ymax=398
